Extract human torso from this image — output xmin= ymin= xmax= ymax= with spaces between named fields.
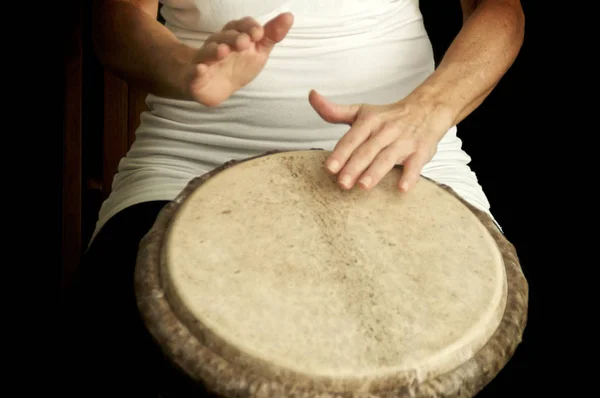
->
xmin=131 ymin=0 xmax=437 ymax=170
xmin=94 ymin=0 xmax=494 ymax=243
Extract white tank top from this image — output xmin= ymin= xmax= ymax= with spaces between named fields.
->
xmin=92 ymin=0 xmax=497 ymax=242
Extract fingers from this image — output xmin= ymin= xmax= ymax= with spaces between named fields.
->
xmin=321 ymin=103 xmax=435 ymax=191
xmin=326 ymin=118 xmax=371 ymax=176
xmin=339 ymin=141 xmax=431 ymax=192
xmin=199 ymin=13 xmax=292 ymax=63
xmin=397 ymin=149 xmax=433 ymax=192
xmin=310 ymin=95 xmax=438 ymax=191
xmin=194 ymin=41 xmax=226 ymax=65
xmin=199 ymin=16 xmax=263 ymax=64
xmin=307 ymin=90 xmax=363 ymax=175
xmin=258 ymin=12 xmax=294 ymax=53
xmin=309 ymin=90 xmax=360 ymax=125
xmin=356 ymin=141 xmax=429 ymax=191
xmin=336 ymin=128 xmax=401 ymax=189
xmin=206 ymin=29 xmax=252 ymax=51
xmin=357 ymin=144 xmax=405 ymax=190
xmin=322 ymin=107 xmax=435 ymax=191
xmin=222 ymin=16 xmax=263 ymax=41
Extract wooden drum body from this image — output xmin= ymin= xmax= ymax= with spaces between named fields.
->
xmin=135 ymin=150 xmax=528 ymax=397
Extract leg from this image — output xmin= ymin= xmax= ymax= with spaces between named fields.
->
xmin=63 ymin=201 xmax=169 ymax=396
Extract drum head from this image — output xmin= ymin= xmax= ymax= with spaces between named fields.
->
xmin=135 ymin=150 xmax=528 ymax=397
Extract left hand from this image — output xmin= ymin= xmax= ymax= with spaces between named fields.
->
xmin=308 ymin=89 xmax=453 ymax=192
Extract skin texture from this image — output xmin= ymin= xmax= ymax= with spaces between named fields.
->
xmin=92 ymin=0 xmax=525 ymax=191
xmin=92 ymin=0 xmax=294 ymax=105
xmin=308 ymin=0 xmax=525 ymax=192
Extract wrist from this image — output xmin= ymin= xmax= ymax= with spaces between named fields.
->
xmin=400 ymin=84 xmax=458 ymax=135
xmin=162 ymin=43 xmax=198 ymax=100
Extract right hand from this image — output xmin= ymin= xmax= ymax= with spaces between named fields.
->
xmin=184 ymin=12 xmax=294 ymax=107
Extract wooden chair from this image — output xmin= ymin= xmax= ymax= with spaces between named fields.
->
xmin=101 ymin=72 xmax=148 ymax=202
xmin=63 ymin=0 xmax=82 ymax=290
xmin=62 ymin=0 xmax=148 ymax=289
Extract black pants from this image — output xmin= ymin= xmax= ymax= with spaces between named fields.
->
xmin=63 ymin=201 xmax=209 ymax=397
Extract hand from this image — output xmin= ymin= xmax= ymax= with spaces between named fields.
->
xmin=184 ymin=13 xmax=294 ymax=106
xmin=308 ymin=90 xmax=453 ymax=192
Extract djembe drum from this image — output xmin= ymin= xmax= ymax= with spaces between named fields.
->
xmin=135 ymin=149 xmax=528 ymax=397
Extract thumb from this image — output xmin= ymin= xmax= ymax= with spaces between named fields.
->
xmin=308 ymin=89 xmax=360 ymax=125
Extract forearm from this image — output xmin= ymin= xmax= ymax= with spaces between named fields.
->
xmin=407 ymin=0 xmax=525 ymax=128
xmin=92 ymin=0 xmax=196 ymax=99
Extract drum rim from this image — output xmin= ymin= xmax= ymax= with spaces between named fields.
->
xmin=135 ymin=149 xmax=529 ymax=398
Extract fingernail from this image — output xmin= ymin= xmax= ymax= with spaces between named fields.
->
xmin=359 ymin=176 xmax=372 ymax=189
xmin=340 ymin=174 xmax=351 ymax=188
xmin=328 ymin=160 xmax=340 ymax=173
xmin=400 ymin=182 xmax=409 ymax=191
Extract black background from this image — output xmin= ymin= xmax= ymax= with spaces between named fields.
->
xmin=423 ymin=1 xmax=556 ymax=395
xmin=53 ymin=0 xmax=571 ymax=396
xmin=422 ymin=1 xmax=544 ymax=395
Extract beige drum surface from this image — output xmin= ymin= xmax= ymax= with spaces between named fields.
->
xmin=161 ymin=150 xmax=507 ymax=385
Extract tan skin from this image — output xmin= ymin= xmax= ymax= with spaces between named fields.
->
xmin=93 ymin=0 xmax=525 ymax=191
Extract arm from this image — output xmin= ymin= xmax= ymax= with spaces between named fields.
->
xmin=92 ymin=0 xmax=197 ymax=99
xmin=407 ymin=0 xmax=525 ymax=126
xmin=92 ymin=0 xmax=294 ymax=104
xmin=308 ymin=0 xmax=525 ymax=192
